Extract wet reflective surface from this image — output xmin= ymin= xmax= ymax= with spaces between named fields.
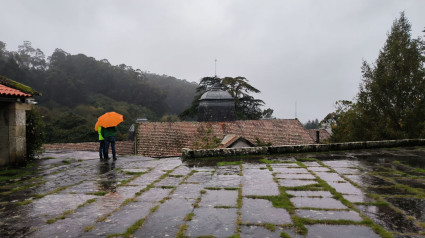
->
xmin=1 ymin=147 xmax=425 ymax=237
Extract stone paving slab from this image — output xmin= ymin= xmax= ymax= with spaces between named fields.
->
xmin=327 ymin=181 xmax=364 ymax=195
xmin=323 ymin=160 xmax=361 ymax=168
xmin=199 ymin=189 xmax=238 ymax=208
xmin=205 ymin=174 xmax=241 ymax=188
xmin=186 ymin=171 xmax=213 ymax=184
xmin=314 ymin=172 xmax=346 ymax=182
xmin=296 ymin=209 xmax=363 ymax=221
xmin=242 ymin=198 xmax=292 ymax=225
xmin=291 ymin=197 xmax=347 ymax=209
xmin=85 ymin=201 xmax=154 ymax=237
xmin=308 ymin=166 xmax=331 ymax=172
xmin=242 ymin=168 xmax=279 ymax=196
xmin=186 ymin=208 xmax=237 ymax=237
xmin=133 ymin=198 xmax=193 ymax=237
xmin=275 ymin=173 xmax=316 ymax=179
xmin=286 ymin=190 xmax=333 ymax=197
xmin=303 ymin=162 xmax=321 ymax=167
xmin=306 ymin=224 xmax=381 ymax=238
xmin=272 ymin=167 xmax=309 ymax=174
xmin=155 ymin=176 xmax=183 ymax=187
xmin=278 ymin=179 xmax=318 ymax=187
xmin=334 ymin=167 xmax=363 ymax=174
xmin=31 ymin=194 xmax=96 ymax=219
xmin=240 ymin=225 xmax=302 ymax=238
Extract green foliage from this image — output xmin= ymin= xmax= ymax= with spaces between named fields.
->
xmin=180 ymin=76 xmax=274 ymax=120
xmin=26 ymin=107 xmax=45 ymax=159
xmin=255 ymin=137 xmax=272 ymax=146
xmin=193 ymin=125 xmax=221 ymax=149
xmin=303 ymin=119 xmax=320 ymax=129
xmin=323 ymin=12 xmax=425 ymax=142
xmin=160 ymin=114 xmax=180 ymax=122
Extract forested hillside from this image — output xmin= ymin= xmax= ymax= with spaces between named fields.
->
xmin=0 ymin=41 xmax=197 ymax=142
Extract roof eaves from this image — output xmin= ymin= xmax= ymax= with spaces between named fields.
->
xmin=0 ymin=75 xmax=41 ymax=96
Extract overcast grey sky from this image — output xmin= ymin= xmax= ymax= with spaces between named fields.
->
xmin=1 ymin=0 xmax=424 ymax=123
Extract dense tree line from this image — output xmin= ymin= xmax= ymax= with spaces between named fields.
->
xmin=303 ymin=119 xmax=320 ymax=129
xmin=322 ymin=13 xmax=425 ymax=142
xmin=0 ymin=41 xmax=197 ymax=142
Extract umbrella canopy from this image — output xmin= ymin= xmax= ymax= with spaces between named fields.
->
xmin=95 ymin=112 xmax=123 ymax=131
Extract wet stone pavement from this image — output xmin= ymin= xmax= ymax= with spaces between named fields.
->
xmin=2 ymin=148 xmax=425 ymax=237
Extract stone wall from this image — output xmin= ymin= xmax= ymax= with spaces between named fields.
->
xmin=0 ymin=102 xmax=32 ymax=167
xmin=43 ymin=141 xmax=135 ymax=156
xmin=182 ymin=139 xmax=425 ymax=160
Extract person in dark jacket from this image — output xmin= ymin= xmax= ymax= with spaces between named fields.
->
xmin=103 ymin=126 xmax=117 ymax=160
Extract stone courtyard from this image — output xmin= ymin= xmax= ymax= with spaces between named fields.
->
xmin=1 ymin=147 xmax=425 ymax=237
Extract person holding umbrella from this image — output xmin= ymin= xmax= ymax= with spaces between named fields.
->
xmin=103 ymin=126 xmax=117 ymax=160
xmin=95 ymin=112 xmax=123 ymax=161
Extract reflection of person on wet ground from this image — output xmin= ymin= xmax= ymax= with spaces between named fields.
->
xmin=98 ymin=162 xmax=117 ymax=193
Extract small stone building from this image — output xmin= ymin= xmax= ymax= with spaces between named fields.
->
xmin=0 ymin=75 xmax=39 ymax=167
xmin=198 ymin=83 xmax=236 ymax=122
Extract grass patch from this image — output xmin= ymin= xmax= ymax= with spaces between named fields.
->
xmin=122 ymin=218 xmax=145 ymax=238
xmin=46 ymin=218 xmax=56 ymax=224
xmin=280 ymin=231 xmax=291 ymax=238
xmin=296 ymin=157 xmax=318 ymax=162
xmin=214 ymin=205 xmax=237 ymax=209
xmin=169 ymin=174 xmax=185 ymax=178
xmin=184 ymin=212 xmax=195 ymax=221
xmin=205 ymin=187 xmax=222 ymax=190
xmin=217 ymin=161 xmax=243 ymax=166
xmin=15 ymin=199 xmax=33 ymax=206
xmin=83 ymin=225 xmax=95 ymax=232
xmin=159 ymin=185 xmax=175 ymax=189
xmin=264 ymin=223 xmax=276 ymax=232
xmin=224 ymin=187 xmax=239 ymax=190
xmin=176 ymin=224 xmax=188 ymax=238
xmin=87 ymin=191 xmax=108 ymax=196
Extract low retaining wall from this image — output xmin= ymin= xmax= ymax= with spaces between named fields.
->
xmin=181 ymin=139 xmax=425 ymax=160
xmin=43 ymin=141 xmax=136 ymax=155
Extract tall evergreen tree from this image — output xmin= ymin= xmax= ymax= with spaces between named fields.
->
xmin=357 ymin=12 xmax=425 ymax=139
xmin=324 ymin=12 xmax=425 ymax=141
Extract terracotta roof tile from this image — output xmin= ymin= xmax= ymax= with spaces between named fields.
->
xmin=137 ymin=119 xmax=315 ymax=158
xmin=0 ymin=84 xmax=32 ymax=97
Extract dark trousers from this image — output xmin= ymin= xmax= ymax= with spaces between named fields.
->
xmin=104 ymin=136 xmax=116 ymax=159
xmin=99 ymin=140 xmax=105 ymax=159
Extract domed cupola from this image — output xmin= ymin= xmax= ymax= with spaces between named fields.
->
xmin=198 ymin=83 xmax=236 ymax=122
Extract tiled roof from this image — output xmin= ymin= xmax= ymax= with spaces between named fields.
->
xmin=0 ymin=84 xmax=32 ymax=97
xmin=137 ymin=119 xmax=315 ymax=158
xmin=308 ymin=129 xmax=332 ymax=142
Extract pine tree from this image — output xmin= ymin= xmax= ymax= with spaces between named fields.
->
xmin=357 ymin=12 xmax=425 ymax=139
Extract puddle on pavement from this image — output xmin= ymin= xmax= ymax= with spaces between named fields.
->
xmin=394 ymin=178 xmax=425 ymax=189
xmin=345 ymin=175 xmax=394 ymax=187
xmin=356 ymin=204 xmax=421 ymax=233
xmin=367 ymin=186 xmax=416 ymax=195
xmin=386 ymin=197 xmax=425 ymax=222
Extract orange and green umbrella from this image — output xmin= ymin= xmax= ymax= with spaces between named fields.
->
xmin=94 ymin=112 xmax=124 ymax=131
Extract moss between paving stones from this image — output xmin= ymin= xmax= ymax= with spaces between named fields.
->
xmin=109 ymin=165 xmax=198 ymax=237
xmin=48 ymin=198 xmax=97 ymax=224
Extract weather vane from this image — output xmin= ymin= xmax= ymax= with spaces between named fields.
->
xmin=214 ymin=59 xmax=217 ymax=77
